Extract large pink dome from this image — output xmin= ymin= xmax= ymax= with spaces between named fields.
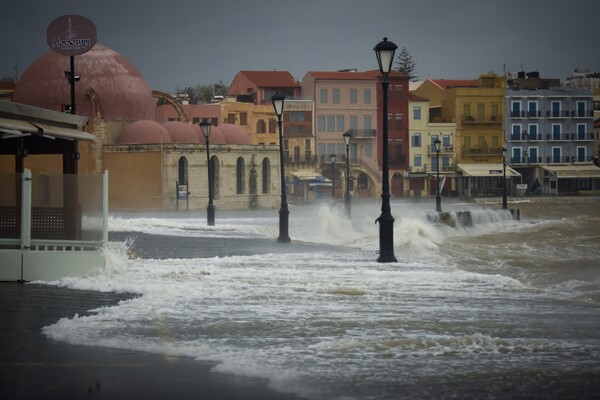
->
xmin=192 ymin=124 xmax=227 ymax=145
xmin=163 ymin=121 xmax=199 ymax=143
xmin=219 ymin=123 xmax=252 ymax=145
xmin=119 ymin=120 xmax=170 ymax=144
xmin=14 ymin=44 xmax=155 ymax=121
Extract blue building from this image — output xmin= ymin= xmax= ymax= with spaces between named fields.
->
xmin=505 ymin=72 xmax=599 ymax=195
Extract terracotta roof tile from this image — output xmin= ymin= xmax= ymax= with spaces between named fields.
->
xmin=430 ymin=79 xmax=477 ymax=90
xmin=238 ymin=70 xmax=300 ymax=88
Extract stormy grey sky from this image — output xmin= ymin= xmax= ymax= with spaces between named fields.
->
xmin=1 ymin=0 xmax=599 ymax=93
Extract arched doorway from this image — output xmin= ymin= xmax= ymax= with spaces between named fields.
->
xmin=356 ymin=172 xmax=370 ymax=198
xmin=391 ymin=172 xmax=404 ymax=197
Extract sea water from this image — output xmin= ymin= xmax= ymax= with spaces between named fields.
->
xmin=42 ymin=200 xmax=600 ymax=399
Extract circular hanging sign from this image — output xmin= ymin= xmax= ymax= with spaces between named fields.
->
xmin=47 ymin=15 xmax=97 ymax=56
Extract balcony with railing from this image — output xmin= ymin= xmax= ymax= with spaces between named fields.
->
xmin=462 ymin=115 xmax=503 ymax=124
xmin=463 ymin=146 xmax=504 ymax=157
xmin=545 ymin=132 xmax=593 ymax=141
xmin=346 ymin=129 xmax=377 ymax=139
xmin=427 ymin=145 xmax=454 ymax=154
xmin=409 ymin=164 xmax=456 ymax=174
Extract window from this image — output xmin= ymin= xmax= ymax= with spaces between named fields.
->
xmin=350 ymin=116 xmax=358 ymax=130
xmin=412 ymin=133 xmax=421 ymax=147
xmin=350 ymin=89 xmax=357 ymax=104
xmin=413 ymin=106 xmax=421 ymax=120
xmin=395 ymin=114 xmax=403 ymax=130
xmin=320 ymin=88 xmax=328 ymax=104
xmin=551 ymin=101 xmax=561 ymax=117
xmin=577 ymin=123 xmax=586 ymax=140
xmin=442 ymin=156 xmax=450 ymax=169
xmin=178 ymin=156 xmax=188 ymax=185
xmin=336 ymin=116 xmax=345 ymax=132
xmin=364 ymin=89 xmax=371 ymax=104
xmin=528 ymin=124 xmax=538 ymax=140
xmin=257 ymin=119 xmax=266 ymax=134
xmin=491 ymin=104 xmax=499 ymax=120
xmin=512 ymin=124 xmax=521 ymax=141
xmin=577 ymin=146 xmax=586 ymax=162
xmin=318 ymin=143 xmax=326 ymax=156
xmin=511 ymin=101 xmax=521 ymax=117
xmin=443 ymin=135 xmax=451 ymax=147
xmin=317 ymin=116 xmax=326 ymax=132
xmin=414 ymin=154 xmax=422 ymax=167
xmin=393 ymin=85 xmax=403 ymax=99
xmin=477 ymin=104 xmax=484 ymax=121
xmin=512 ymin=147 xmax=522 ymax=164
xmin=463 ymin=104 xmax=471 ymax=118
xmin=576 ymin=101 xmax=586 ymax=117
xmin=364 ymin=142 xmax=372 ymax=157
xmin=333 ymin=88 xmax=340 ymax=104
xmin=552 ymin=124 xmax=561 ymax=140
xmin=268 ymin=118 xmax=276 ymax=133
xmin=290 ymin=111 xmax=305 ymax=122
xmin=227 ymin=113 xmax=236 ymax=124
xmin=327 ymin=116 xmax=335 ymax=132
xmin=236 ymin=157 xmax=245 ymax=194
xmin=364 ymin=116 xmax=372 ymax=130
xmin=240 ymin=112 xmax=247 ymax=125
xmin=528 ymin=101 xmax=538 ymax=117
xmin=552 ymin=147 xmax=561 ymax=163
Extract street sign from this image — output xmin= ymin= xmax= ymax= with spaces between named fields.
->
xmin=489 ymin=170 xmax=503 ymax=175
xmin=47 ymin=15 xmax=96 ymax=56
xmin=516 ymin=184 xmax=528 ymax=190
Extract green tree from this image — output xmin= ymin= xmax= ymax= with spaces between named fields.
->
xmin=178 ymin=81 xmax=229 ymax=104
xmin=394 ymin=47 xmax=418 ymax=81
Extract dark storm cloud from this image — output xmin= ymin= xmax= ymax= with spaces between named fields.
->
xmin=1 ymin=0 xmax=598 ymax=92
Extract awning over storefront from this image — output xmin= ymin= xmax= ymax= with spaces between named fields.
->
xmin=458 ymin=163 xmax=521 ymax=177
xmin=0 ymin=117 xmax=95 ymax=142
xmin=542 ymin=165 xmax=600 ymax=179
xmin=291 ymin=170 xmax=325 ymax=181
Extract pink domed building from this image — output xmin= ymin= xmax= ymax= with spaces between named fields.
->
xmin=8 ymin=43 xmax=282 ymax=211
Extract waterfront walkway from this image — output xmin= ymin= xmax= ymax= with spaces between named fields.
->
xmin=0 ymin=234 xmax=312 ymax=399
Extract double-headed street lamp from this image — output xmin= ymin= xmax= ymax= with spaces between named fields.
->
xmin=200 ymin=119 xmax=215 ymax=226
xmin=374 ymin=37 xmax=397 ymax=263
xmin=502 ymin=147 xmax=508 ymax=210
xmin=330 ymin=153 xmax=336 ymax=199
xmin=272 ymin=93 xmax=291 ymax=243
xmin=343 ymin=131 xmax=352 ymax=217
xmin=434 ymin=138 xmax=442 ymax=212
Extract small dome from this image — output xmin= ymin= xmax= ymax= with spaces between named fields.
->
xmin=219 ymin=123 xmax=252 ymax=145
xmin=192 ymin=124 xmax=227 ymax=145
xmin=163 ymin=121 xmax=199 ymax=143
xmin=119 ymin=120 xmax=171 ymax=144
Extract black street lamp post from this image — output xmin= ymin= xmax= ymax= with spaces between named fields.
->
xmin=434 ymin=138 xmax=442 ymax=212
xmin=374 ymin=37 xmax=397 ymax=263
xmin=343 ymin=131 xmax=352 ymax=217
xmin=200 ymin=119 xmax=215 ymax=226
xmin=272 ymin=93 xmax=291 ymax=243
xmin=502 ymin=147 xmax=508 ymax=210
xmin=330 ymin=153 xmax=336 ymax=199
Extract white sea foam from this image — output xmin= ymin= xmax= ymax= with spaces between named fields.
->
xmin=41 ymin=202 xmax=600 ymax=400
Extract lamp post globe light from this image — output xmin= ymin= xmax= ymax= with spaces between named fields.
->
xmin=502 ymin=147 xmax=508 ymax=210
xmin=434 ymin=138 xmax=442 ymax=212
xmin=272 ymin=93 xmax=291 ymax=243
xmin=343 ymin=131 xmax=352 ymax=217
xmin=200 ymin=119 xmax=215 ymax=226
xmin=330 ymin=153 xmax=336 ymax=199
xmin=374 ymin=37 xmax=397 ymax=263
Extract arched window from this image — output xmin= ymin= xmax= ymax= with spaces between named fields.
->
xmin=178 ymin=156 xmax=188 ymax=185
xmin=262 ymin=158 xmax=270 ymax=194
xmin=236 ymin=157 xmax=245 ymax=194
